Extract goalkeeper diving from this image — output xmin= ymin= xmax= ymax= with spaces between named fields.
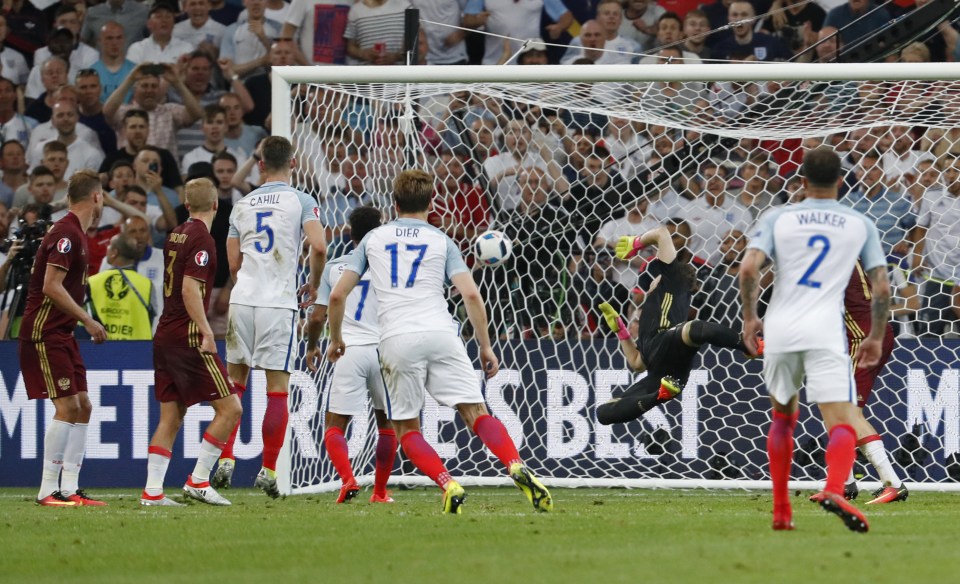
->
xmin=596 ymin=225 xmax=762 ymax=425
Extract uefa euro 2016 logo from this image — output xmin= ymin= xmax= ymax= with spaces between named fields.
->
xmin=105 ymin=274 xmax=130 ymax=300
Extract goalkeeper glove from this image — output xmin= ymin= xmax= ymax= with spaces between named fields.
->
xmin=599 ymin=302 xmax=631 ymax=341
xmin=615 ymin=236 xmax=643 ymax=260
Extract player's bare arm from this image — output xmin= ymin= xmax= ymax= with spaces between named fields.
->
xmin=43 ymin=264 xmax=107 ymax=343
xmin=305 ymin=304 xmax=328 ymax=372
xmin=183 ymin=275 xmax=217 ymax=354
xmin=226 ymin=236 xmax=241 ymax=283
xmin=326 ymin=269 xmax=359 ymax=363
xmin=738 ymin=248 xmax=766 ymax=356
xmin=450 ymin=271 xmax=499 ymax=379
xmin=854 ymin=265 xmax=892 ymax=369
xmin=299 ymin=220 xmax=327 ymax=308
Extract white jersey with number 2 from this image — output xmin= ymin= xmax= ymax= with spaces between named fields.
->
xmin=228 ymin=181 xmax=320 ymax=310
xmin=746 ymin=198 xmax=885 ymax=354
xmin=345 ymin=218 xmax=469 ymax=341
xmin=317 ymin=253 xmax=380 ymax=347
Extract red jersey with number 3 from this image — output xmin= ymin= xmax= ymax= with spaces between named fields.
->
xmin=19 ymin=212 xmax=88 ymax=342
xmin=154 ymin=219 xmax=216 ymax=347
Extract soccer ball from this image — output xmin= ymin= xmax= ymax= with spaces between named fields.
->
xmin=474 ymin=230 xmax=512 ymax=266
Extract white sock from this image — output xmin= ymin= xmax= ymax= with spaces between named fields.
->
xmin=145 ymin=447 xmax=172 ymax=497
xmin=191 ymin=436 xmax=223 ymax=484
xmin=39 ymin=420 xmax=73 ymax=499
xmin=60 ymin=423 xmax=88 ymax=496
xmin=861 ymin=440 xmax=902 ymax=488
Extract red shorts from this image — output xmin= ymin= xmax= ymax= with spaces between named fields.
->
xmin=849 ymin=331 xmax=895 ymax=408
xmin=154 ymin=344 xmax=235 ymax=407
xmin=19 ymin=337 xmax=87 ymax=400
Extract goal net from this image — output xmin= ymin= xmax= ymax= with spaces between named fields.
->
xmin=273 ymin=63 xmax=960 ymax=495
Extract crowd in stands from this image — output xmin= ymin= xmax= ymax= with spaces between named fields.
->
xmin=0 ymin=0 xmax=956 ymax=343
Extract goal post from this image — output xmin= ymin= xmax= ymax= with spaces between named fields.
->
xmin=273 ymin=63 xmax=960 ymax=496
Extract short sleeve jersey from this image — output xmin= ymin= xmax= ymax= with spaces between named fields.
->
xmin=19 ymin=213 xmax=87 ymax=342
xmin=228 ymin=181 xmax=321 ymax=310
xmin=316 ymin=252 xmax=379 ymax=346
xmin=636 ymin=258 xmax=693 ymax=341
xmin=345 ymin=218 xmax=469 ymax=341
xmin=154 ymin=219 xmax=217 ymax=347
xmin=747 ymin=199 xmax=885 ymax=353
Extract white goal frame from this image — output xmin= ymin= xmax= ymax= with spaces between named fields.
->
xmin=272 ymin=62 xmax=960 ymax=495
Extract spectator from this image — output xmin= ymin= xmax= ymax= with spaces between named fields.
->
xmin=25 ymin=7 xmax=98 ymax=100
xmin=562 ymin=147 xmax=629 ymax=245
xmin=242 ymin=38 xmax=295 ymax=129
xmin=463 ymin=0 xmax=572 ymax=65
xmin=561 ymin=20 xmax=607 ymax=64
xmin=220 ymin=0 xmax=282 ymax=78
xmin=24 ymin=57 xmax=68 ymax=124
xmin=0 ymin=141 xmax=28 ymax=205
xmin=209 ymin=0 xmax=243 ymax=25
xmin=90 ymin=22 xmax=137 ymax=103
xmin=98 ymin=183 xmax=158 ymax=232
xmin=762 ymin=0 xmax=824 ymax=56
xmin=639 ymin=12 xmax=701 ymax=62
xmin=911 ymin=153 xmax=960 ymax=336
xmin=99 ymin=109 xmax=184 ymax=193
xmin=678 ymin=159 xmax=752 ymax=265
xmin=824 ymin=0 xmax=891 ymax=47
xmin=694 ymin=229 xmax=750 ymax=330
xmin=102 ymin=214 xmax=166 ymax=317
xmin=2 ymin=0 xmax=48 ymax=59
xmin=713 ymin=1 xmax=792 ymax=62
xmin=516 ymin=39 xmax=549 ymax=65
xmin=265 ymin=0 xmax=291 ymax=24
xmin=485 ymin=120 xmax=564 ymax=212
xmin=0 ymin=14 xmax=28 ymax=87
xmin=174 ymin=0 xmax=226 ymax=52
xmin=843 ymin=149 xmax=914 ymax=255
xmin=130 ymin=147 xmax=179 ymax=235
xmin=211 ymin=151 xmax=244 ymax=203
xmin=12 ymin=142 xmax=69 ymax=208
xmin=127 ymin=3 xmax=194 ymax=64
xmin=735 ymin=159 xmax=781 ymax=218
xmin=682 ymin=9 xmax=712 ymax=59
xmin=221 ymin=93 xmax=267 ymax=156
xmin=344 ymin=0 xmax=410 ymax=66
xmin=76 ymin=70 xmax=117 ymax=154
xmin=603 ymin=116 xmax=647 ymax=181
xmin=181 ymin=104 xmax=247 ymax=171
xmin=317 ymin=155 xmax=373 ymax=257
xmin=620 ymin=0 xmax=665 ymax=51
xmin=87 ymin=234 xmax=155 ymax=340
xmin=104 ymin=65 xmax=204 ymax=159
xmin=281 ymin=0 xmax=351 ymax=65
xmin=566 ymin=2 xmax=640 ymax=64
xmin=0 ymin=79 xmax=31 ymax=144
xmin=18 ymin=166 xmax=57 ymax=214
xmin=575 ymin=247 xmax=630 ymax=338
xmin=881 ymin=125 xmax=932 ymax=190
xmin=27 ymin=101 xmax=104 ymax=178
xmin=412 ymin=0 xmax=468 ymax=65
xmin=429 ymin=151 xmax=490 ymax=254
xmin=86 ymin=186 xmax=150 ymax=276
xmin=701 ymin=0 xmax=733 ymax=37
xmin=904 ymin=157 xmax=941 ymax=215
xmin=594 ymin=197 xmax=659 ymax=289
xmin=80 ymin=0 xmax=149 ymax=50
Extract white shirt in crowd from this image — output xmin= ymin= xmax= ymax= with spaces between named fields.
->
xmin=127 ymin=36 xmax=195 ymax=64
xmin=174 ymin=18 xmax=226 ymax=50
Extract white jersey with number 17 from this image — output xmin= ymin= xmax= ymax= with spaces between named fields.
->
xmin=746 ymin=198 xmax=885 ymax=354
xmin=228 ymin=181 xmax=320 ymax=310
xmin=345 ymin=218 xmax=469 ymax=341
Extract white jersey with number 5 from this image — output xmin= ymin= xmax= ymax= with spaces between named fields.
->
xmin=228 ymin=181 xmax=320 ymax=310
xmin=317 ymin=253 xmax=379 ymax=347
xmin=345 ymin=218 xmax=469 ymax=341
xmin=746 ymin=198 xmax=885 ymax=354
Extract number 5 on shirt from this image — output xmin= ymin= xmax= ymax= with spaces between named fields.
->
xmin=255 ymin=211 xmax=274 ymax=253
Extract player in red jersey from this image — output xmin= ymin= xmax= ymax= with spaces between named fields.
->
xmin=19 ymin=170 xmax=108 ymax=507
xmin=140 ymin=179 xmax=242 ymax=506
xmin=810 ymin=261 xmax=907 ymax=505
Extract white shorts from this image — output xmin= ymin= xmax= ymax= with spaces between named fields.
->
xmin=378 ymin=332 xmax=483 ymax=420
xmin=764 ymin=349 xmax=856 ymax=406
xmin=327 ymin=344 xmax=387 ymax=416
xmin=226 ymin=305 xmax=297 ymax=372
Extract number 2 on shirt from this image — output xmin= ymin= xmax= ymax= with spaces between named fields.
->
xmin=255 ymin=211 xmax=274 ymax=253
xmin=797 ymin=234 xmax=830 ymax=288
xmin=385 ymin=243 xmax=428 ymax=288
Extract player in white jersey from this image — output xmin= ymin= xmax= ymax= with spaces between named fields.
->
xmin=216 ymin=136 xmax=328 ymax=498
xmin=305 ymin=207 xmax=397 ymax=504
xmin=740 ymin=147 xmax=891 ymax=533
xmin=327 ymin=170 xmax=553 ymax=515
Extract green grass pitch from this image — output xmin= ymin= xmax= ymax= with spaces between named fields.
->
xmin=1 ymin=487 xmax=958 ymax=583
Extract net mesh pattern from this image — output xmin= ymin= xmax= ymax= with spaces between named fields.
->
xmin=284 ymin=77 xmax=960 ymax=493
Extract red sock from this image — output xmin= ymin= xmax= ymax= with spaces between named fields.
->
xmin=472 ymin=414 xmax=522 ymax=469
xmin=220 ymin=382 xmax=246 ymax=461
xmin=857 ymin=434 xmax=882 ymax=447
xmin=261 ymin=392 xmax=288 ymax=472
xmin=323 ymin=427 xmax=354 ymax=484
xmin=825 ymin=424 xmax=857 ymax=496
xmin=400 ymin=431 xmax=451 ymax=489
xmin=374 ymin=429 xmax=397 ymax=497
xmin=767 ymin=410 xmax=798 ymax=517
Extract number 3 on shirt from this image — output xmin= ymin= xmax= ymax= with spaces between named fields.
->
xmin=254 ymin=211 xmax=274 ymax=253
xmin=385 ymin=243 xmax=428 ymax=288
xmin=798 ymin=234 xmax=830 ymax=288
